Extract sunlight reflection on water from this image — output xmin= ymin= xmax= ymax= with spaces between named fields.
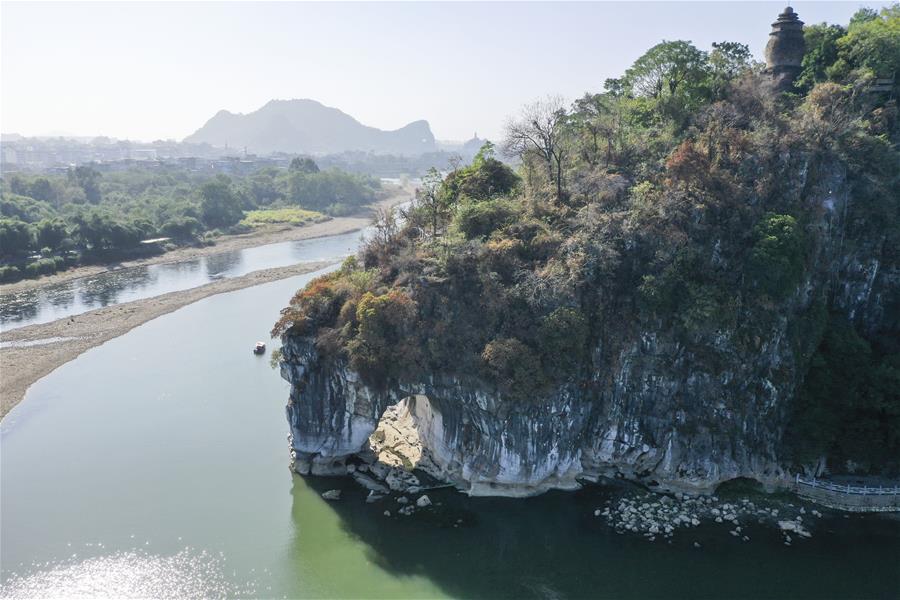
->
xmin=1 ymin=548 xmax=259 ymax=599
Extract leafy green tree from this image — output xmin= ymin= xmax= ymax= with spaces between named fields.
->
xmin=245 ymin=168 xmax=284 ymax=206
xmin=28 ymin=178 xmax=56 ymax=204
xmin=707 ymin=41 xmax=754 ymax=98
xmin=442 ymin=142 xmax=519 ymax=204
xmin=455 ymin=199 xmax=518 ymax=240
xmin=830 ymin=5 xmax=900 ymax=80
xmin=624 ymin=40 xmax=710 ymax=98
xmin=849 ymin=7 xmax=879 ymax=28
xmin=622 ymin=40 xmax=711 ymax=127
xmin=34 ymin=219 xmax=68 ymax=250
xmin=788 ymin=317 xmax=900 ymax=470
xmin=68 ymin=166 xmax=102 ymax=204
xmin=796 ymin=23 xmax=846 ymax=91
xmin=0 ymin=218 xmax=33 ymax=256
xmin=289 ymin=157 xmax=320 ymax=174
xmin=161 ymin=216 xmax=202 ymax=240
xmin=199 ymin=177 xmax=243 ymax=228
xmin=749 ymin=213 xmax=806 ymax=299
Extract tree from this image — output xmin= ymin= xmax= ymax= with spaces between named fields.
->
xmin=569 ymin=93 xmax=624 ymax=168
xmin=708 ymin=41 xmax=754 ymax=98
xmin=796 ymin=24 xmax=846 ymax=91
xmin=28 ymin=178 xmax=56 ymax=204
xmin=623 ymin=40 xmax=710 ymax=99
xmin=161 ymin=216 xmax=201 ymax=240
xmin=835 ymin=4 xmax=900 ymax=79
xmin=0 ymin=218 xmax=33 ymax=256
xmin=622 ymin=40 xmax=710 ymax=125
xmin=289 ymin=157 xmax=320 ymax=174
xmin=34 ymin=218 xmax=68 ymax=250
xmin=442 ymin=142 xmax=519 ymax=203
xmin=68 ymin=165 xmax=102 ymax=204
xmin=749 ymin=213 xmax=806 ymax=299
xmin=503 ymin=96 xmax=569 ymax=203
xmin=199 ymin=177 xmax=243 ymax=228
xmin=416 ymin=167 xmax=444 ymax=238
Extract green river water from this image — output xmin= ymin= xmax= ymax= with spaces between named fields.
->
xmin=2 ymin=268 xmax=899 ymax=599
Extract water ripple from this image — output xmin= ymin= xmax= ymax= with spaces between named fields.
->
xmin=1 ymin=548 xmax=258 ymax=599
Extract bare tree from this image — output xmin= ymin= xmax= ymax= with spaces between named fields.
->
xmin=447 ymin=153 xmax=464 ymax=172
xmin=371 ymin=206 xmax=398 ymax=248
xmin=416 ymin=167 xmax=445 ymax=239
xmin=503 ymin=96 xmax=569 ymax=203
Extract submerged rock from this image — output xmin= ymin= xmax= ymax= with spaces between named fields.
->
xmin=321 ymin=489 xmax=341 ymax=501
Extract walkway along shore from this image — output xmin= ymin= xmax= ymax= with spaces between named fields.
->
xmin=793 ymin=475 xmax=900 ymax=512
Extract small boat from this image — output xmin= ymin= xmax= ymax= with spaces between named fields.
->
xmin=253 ymin=341 xmax=266 ymax=355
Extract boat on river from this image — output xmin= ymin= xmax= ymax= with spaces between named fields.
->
xmin=253 ymin=341 xmax=266 ymax=355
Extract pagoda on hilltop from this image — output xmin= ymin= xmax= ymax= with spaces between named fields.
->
xmin=765 ymin=6 xmax=806 ymax=91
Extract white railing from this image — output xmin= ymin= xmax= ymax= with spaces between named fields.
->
xmin=796 ymin=475 xmax=900 ymax=496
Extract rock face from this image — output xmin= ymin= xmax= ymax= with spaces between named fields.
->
xmin=280 ymin=158 xmax=897 ymax=497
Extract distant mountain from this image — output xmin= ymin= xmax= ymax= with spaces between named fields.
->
xmin=184 ymin=99 xmax=436 ymax=156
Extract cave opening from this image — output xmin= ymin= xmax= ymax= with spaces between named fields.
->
xmin=350 ymin=395 xmax=448 ymax=491
xmin=363 ymin=396 xmax=430 ymax=470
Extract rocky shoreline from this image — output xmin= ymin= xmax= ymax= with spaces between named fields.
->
xmin=315 ymin=453 xmax=838 ymax=542
xmin=595 ymin=488 xmax=822 ymax=546
xmin=306 ymin=398 xmax=845 ymax=541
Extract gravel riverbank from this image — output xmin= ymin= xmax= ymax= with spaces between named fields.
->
xmin=0 ymin=259 xmax=335 ymax=418
xmin=0 ymin=189 xmax=409 ymax=296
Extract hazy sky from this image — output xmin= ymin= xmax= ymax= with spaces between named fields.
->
xmin=1 ymin=1 xmax=889 ymax=142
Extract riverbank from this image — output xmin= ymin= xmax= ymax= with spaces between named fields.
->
xmin=0 ymin=259 xmax=336 ymax=418
xmin=0 ymin=189 xmax=410 ymax=295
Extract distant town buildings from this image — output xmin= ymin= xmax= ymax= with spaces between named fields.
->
xmin=0 ymin=135 xmax=295 ymax=175
xmin=0 ymin=133 xmax=487 ymax=178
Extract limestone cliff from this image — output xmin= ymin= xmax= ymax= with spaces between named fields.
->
xmin=279 ymin=156 xmax=897 ymax=494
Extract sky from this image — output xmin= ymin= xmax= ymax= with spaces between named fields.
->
xmin=1 ymin=1 xmax=891 ymax=143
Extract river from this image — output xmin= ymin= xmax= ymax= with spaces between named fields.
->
xmin=0 ymin=231 xmax=362 ymax=331
xmin=2 ymin=239 xmax=899 ymax=598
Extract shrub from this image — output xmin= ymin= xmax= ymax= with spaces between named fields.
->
xmin=748 ymin=213 xmax=806 ymax=300
xmin=0 ymin=265 xmax=21 ymax=282
xmin=455 ymin=199 xmax=518 ymax=240
xmin=347 ymin=291 xmax=421 ymax=385
xmin=272 ymin=273 xmax=346 ymax=338
xmin=481 ymin=337 xmax=545 ymax=400
xmin=240 ymin=207 xmax=323 ymax=227
xmin=538 ymin=307 xmax=589 ymax=376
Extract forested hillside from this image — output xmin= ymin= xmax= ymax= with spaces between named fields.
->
xmin=276 ymin=6 xmax=900 ymax=478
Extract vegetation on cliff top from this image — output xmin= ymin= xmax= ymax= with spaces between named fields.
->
xmin=275 ymin=6 xmax=900 ymax=474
